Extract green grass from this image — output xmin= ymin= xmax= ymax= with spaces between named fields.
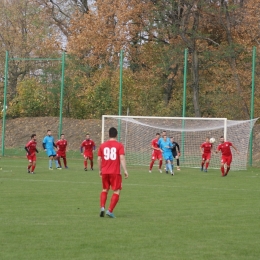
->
xmin=1 ymin=157 xmax=260 ymax=260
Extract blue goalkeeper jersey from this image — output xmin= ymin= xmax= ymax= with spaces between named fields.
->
xmin=158 ymin=136 xmax=170 ymax=148
xmin=42 ymin=135 xmax=55 ymax=150
xmin=159 ymin=139 xmax=173 ymax=155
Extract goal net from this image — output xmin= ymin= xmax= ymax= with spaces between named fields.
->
xmin=102 ymin=116 xmax=258 ymax=170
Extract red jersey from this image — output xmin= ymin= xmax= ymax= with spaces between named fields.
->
xmin=98 ymin=140 xmax=125 ymax=175
xmin=217 ymin=142 xmax=233 ymax=156
xmin=201 ymin=142 xmax=212 ymax=153
xmin=151 ymin=138 xmax=160 ymax=152
xmin=56 ymin=139 xmax=67 ymax=152
xmin=81 ymin=139 xmax=95 ymax=153
xmin=25 ymin=140 xmax=37 ymax=156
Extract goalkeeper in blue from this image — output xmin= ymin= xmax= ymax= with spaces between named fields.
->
xmin=42 ymin=130 xmax=61 ymax=170
xmin=159 ymin=135 xmax=174 ymax=175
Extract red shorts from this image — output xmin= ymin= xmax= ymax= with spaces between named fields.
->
xmin=84 ymin=152 xmax=93 ymax=160
xmin=102 ymin=174 xmax=122 ymax=191
xmin=221 ymin=155 xmax=232 ymax=165
xmin=27 ymin=154 xmax=36 ymax=162
xmin=151 ymin=151 xmax=162 ymax=160
xmin=57 ymin=151 xmax=66 ymax=158
xmin=202 ymin=153 xmax=211 ymax=161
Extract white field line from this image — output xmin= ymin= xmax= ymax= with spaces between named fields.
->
xmin=0 ymin=177 xmax=259 ymax=192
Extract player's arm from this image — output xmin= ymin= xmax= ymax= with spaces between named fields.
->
xmin=80 ymin=146 xmax=84 ymax=154
xmin=200 ymin=145 xmax=203 ymax=154
xmin=176 ymin=143 xmax=181 ymax=156
xmin=151 ymin=144 xmax=160 ymax=151
xmin=231 ymin=144 xmax=240 ymax=154
xmin=42 ymin=143 xmax=46 ymax=150
xmin=120 ymin=154 xmax=128 ymax=179
xmin=24 ymin=146 xmax=30 ymax=155
xmin=92 ymin=142 xmax=96 ymax=152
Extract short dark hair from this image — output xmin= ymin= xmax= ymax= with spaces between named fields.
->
xmin=47 ymin=129 xmax=51 ymax=132
xmin=109 ymin=127 xmax=118 ymax=138
xmin=60 ymin=133 xmax=64 ymax=136
xmin=86 ymin=133 xmax=90 ymax=136
xmin=156 ymin=133 xmax=160 ymax=136
xmin=31 ymin=134 xmax=36 ymax=138
xmin=220 ymin=136 xmax=224 ymax=138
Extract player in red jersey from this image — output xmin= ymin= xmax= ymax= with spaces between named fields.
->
xmin=149 ymin=133 xmax=163 ymax=173
xmin=215 ymin=136 xmax=239 ymax=177
xmin=80 ymin=133 xmax=96 ymax=171
xmin=98 ymin=127 xmax=128 ymax=218
xmin=200 ymin=137 xmax=213 ymax=172
xmin=24 ymin=134 xmax=39 ymax=174
xmin=56 ymin=134 xmax=68 ymax=169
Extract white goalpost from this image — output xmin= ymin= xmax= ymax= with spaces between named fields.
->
xmin=102 ymin=115 xmax=258 ymax=170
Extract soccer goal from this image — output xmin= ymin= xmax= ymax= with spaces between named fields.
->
xmin=102 ymin=115 xmax=258 ymax=170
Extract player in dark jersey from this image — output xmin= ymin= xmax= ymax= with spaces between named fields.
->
xmin=25 ymin=134 xmax=39 ymax=174
xmin=170 ymin=137 xmax=181 ymax=171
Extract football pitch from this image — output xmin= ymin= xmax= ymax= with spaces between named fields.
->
xmin=1 ymin=157 xmax=260 ymax=260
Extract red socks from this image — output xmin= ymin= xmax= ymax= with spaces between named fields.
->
xmin=226 ymin=166 xmax=230 ymax=175
xmin=27 ymin=165 xmax=31 ymax=170
xmin=205 ymin=162 xmax=209 ymax=169
xmin=63 ymin=158 xmax=67 ymax=167
xmin=84 ymin=161 xmax=87 ymax=168
xmin=149 ymin=160 xmax=155 ymax=170
xmin=201 ymin=162 xmax=205 ymax=168
xmin=221 ymin=166 xmax=225 ymax=176
xmin=90 ymin=160 xmax=93 ymax=168
xmin=31 ymin=165 xmax=36 ymax=172
xmin=159 ymin=160 xmax=162 ymax=169
xmin=57 ymin=158 xmax=61 ymax=167
xmin=108 ymin=193 xmax=119 ymax=213
xmin=100 ymin=191 xmax=108 ymax=208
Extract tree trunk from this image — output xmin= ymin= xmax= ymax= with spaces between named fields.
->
xmin=221 ymin=0 xmax=250 ymax=118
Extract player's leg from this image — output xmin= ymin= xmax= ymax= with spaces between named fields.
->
xmin=166 ymin=158 xmax=173 ymax=175
xmin=149 ymin=159 xmax=155 ymax=173
xmin=158 ymin=158 xmax=162 ymax=173
xmin=106 ymin=174 xmax=122 ymax=218
xmin=176 ymin=155 xmax=180 ymax=170
xmin=53 ymin=150 xmax=61 ymax=169
xmin=225 ymin=156 xmax=232 ymax=176
xmin=48 ymin=154 xmax=54 ymax=169
xmin=56 ymin=151 xmax=62 ymax=167
xmin=169 ymin=155 xmax=174 ymax=175
xmin=90 ymin=155 xmax=94 ymax=170
xmin=100 ymin=174 xmax=110 ymax=217
xmin=27 ymin=156 xmax=32 ymax=173
xmin=31 ymin=159 xmax=36 ymax=174
xmin=201 ymin=154 xmax=205 ymax=171
xmin=220 ymin=157 xmax=226 ymax=176
xmin=83 ymin=154 xmax=88 ymax=170
xmin=204 ymin=156 xmax=210 ymax=172
xmin=63 ymin=155 xmax=68 ymax=168
xmin=57 ymin=155 xmax=62 ymax=168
